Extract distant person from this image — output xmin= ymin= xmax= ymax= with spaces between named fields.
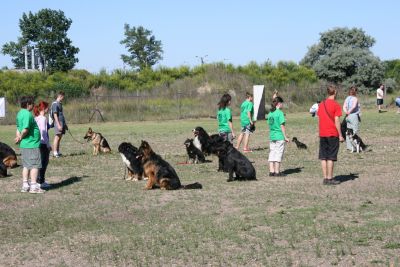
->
xmin=317 ymin=85 xmax=344 ymax=185
xmin=217 ymin=93 xmax=235 ymax=142
xmin=343 ymin=86 xmax=361 ymax=151
xmin=395 ymin=96 xmax=400 ymax=114
xmin=51 ymin=91 xmax=67 ymax=157
xmin=235 ymin=92 xmax=254 ymax=152
xmin=15 ymin=96 xmax=44 ymax=193
xmin=309 ymin=101 xmax=320 ymax=117
xmin=33 ymin=101 xmax=51 ymax=189
xmin=267 ymin=96 xmax=289 ymax=176
xmin=376 ymin=84 xmax=385 ymax=113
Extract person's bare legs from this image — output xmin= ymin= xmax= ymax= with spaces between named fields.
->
xmin=274 ymin=162 xmax=281 ymax=174
xmin=243 ymin=133 xmax=250 ymax=150
xmin=235 ymin=133 xmax=244 ymax=149
xmin=53 ymin=134 xmax=62 ymax=155
xmin=327 ymin=160 xmax=334 ymax=179
xmin=30 ymin=168 xmax=39 ymax=184
xmin=321 ymin=160 xmax=327 ymax=179
xmin=269 ymin=162 xmax=274 ymax=173
xmin=22 ymin=167 xmax=29 ymax=183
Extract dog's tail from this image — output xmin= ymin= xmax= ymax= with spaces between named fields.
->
xmin=182 ymin=182 xmax=202 ymax=189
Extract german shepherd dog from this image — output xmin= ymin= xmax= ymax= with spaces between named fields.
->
xmin=346 ymin=129 xmax=366 ymax=153
xmin=118 ymin=142 xmax=144 ymax=181
xmin=83 ymin=127 xmax=111 ymax=155
xmin=212 ymin=141 xmax=256 ymax=182
xmin=0 ymin=142 xmax=18 ymax=178
xmin=292 ymin=137 xmax=307 ymax=149
xmin=184 ymin=138 xmax=206 ymax=164
xmin=138 ymin=140 xmax=202 ymax=190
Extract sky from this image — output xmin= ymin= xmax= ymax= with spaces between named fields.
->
xmin=1 ymin=0 xmax=399 ymax=73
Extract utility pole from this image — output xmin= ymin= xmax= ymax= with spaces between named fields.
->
xmin=196 ymin=55 xmax=208 ymax=65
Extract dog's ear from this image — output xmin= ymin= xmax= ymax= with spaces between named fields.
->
xmin=3 ymin=156 xmax=18 ymax=168
xmin=88 ymin=127 xmax=92 ymax=132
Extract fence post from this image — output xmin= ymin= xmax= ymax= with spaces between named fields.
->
xmin=177 ymin=91 xmax=182 ymax=119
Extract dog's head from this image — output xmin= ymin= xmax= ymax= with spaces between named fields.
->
xmin=211 ymin=140 xmax=231 ymax=157
xmin=184 ymin=138 xmax=193 ymax=147
xmin=118 ymin=142 xmax=142 ymax=170
xmin=292 ymin=137 xmax=298 ymax=142
xmin=138 ymin=140 xmax=153 ymax=160
xmin=3 ymin=155 xmax=18 ymax=168
xmin=193 ymin=127 xmax=209 ymax=138
xmin=346 ymin=128 xmax=355 ymax=137
xmin=83 ymin=127 xmax=94 ymax=141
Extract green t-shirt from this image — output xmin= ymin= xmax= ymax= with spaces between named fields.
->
xmin=267 ymin=109 xmax=285 ymax=141
xmin=240 ymin=100 xmax=254 ymax=127
xmin=16 ymin=109 xmax=40 ymax=148
xmin=217 ymin=107 xmax=232 ymax=133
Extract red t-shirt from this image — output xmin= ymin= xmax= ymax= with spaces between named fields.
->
xmin=317 ymin=99 xmax=342 ymax=137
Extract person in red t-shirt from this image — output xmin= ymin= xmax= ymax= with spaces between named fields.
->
xmin=317 ymin=84 xmax=344 ymax=185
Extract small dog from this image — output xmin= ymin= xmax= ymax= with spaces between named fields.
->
xmin=212 ymin=141 xmax=256 ymax=182
xmin=118 ymin=142 xmax=144 ymax=181
xmin=292 ymin=137 xmax=307 ymax=149
xmin=83 ymin=127 xmax=111 ymax=155
xmin=184 ymin=138 xmax=206 ymax=164
xmin=346 ymin=129 xmax=366 ymax=153
xmin=0 ymin=142 xmax=18 ymax=178
xmin=138 ymin=140 xmax=202 ymax=190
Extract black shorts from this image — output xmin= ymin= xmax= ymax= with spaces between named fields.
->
xmin=319 ymin=137 xmax=339 ymax=161
xmin=376 ymin=99 xmax=383 ymax=105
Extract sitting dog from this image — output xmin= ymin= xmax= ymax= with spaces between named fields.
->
xmin=118 ymin=142 xmax=144 ymax=181
xmin=138 ymin=140 xmax=202 ymax=190
xmin=292 ymin=137 xmax=307 ymax=149
xmin=184 ymin=138 xmax=206 ymax=164
xmin=346 ymin=129 xmax=366 ymax=153
xmin=0 ymin=142 xmax=18 ymax=178
xmin=192 ymin=126 xmax=224 ymax=155
xmin=212 ymin=141 xmax=256 ymax=182
xmin=83 ymin=127 xmax=111 ymax=155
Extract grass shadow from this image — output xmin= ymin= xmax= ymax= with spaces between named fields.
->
xmin=49 ymin=175 xmax=86 ymax=190
xmin=335 ymin=173 xmax=359 ymax=183
xmin=282 ymin=167 xmax=304 ymax=175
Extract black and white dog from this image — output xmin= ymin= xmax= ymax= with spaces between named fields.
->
xmin=118 ymin=142 xmax=144 ymax=181
xmin=184 ymin=138 xmax=206 ymax=164
xmin=346 ymin=129 xmax=366 ymax=153
xmin=212 ymin=141 xmax=256 ymax=182
xmin=192 ymin=126 xmax=224 ymax=156
xmin=292 ymin=137 xmax=307 ymax=149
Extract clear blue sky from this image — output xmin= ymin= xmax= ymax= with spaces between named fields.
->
xmin=1 ymin=0 xmax=399 ymax=73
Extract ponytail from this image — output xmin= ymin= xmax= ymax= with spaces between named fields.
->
xmin=270 ymin=96 xmax=284 ymax=112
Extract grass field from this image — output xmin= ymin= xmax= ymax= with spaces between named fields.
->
xmin=0 ymin=108 xmax=399 ymax=266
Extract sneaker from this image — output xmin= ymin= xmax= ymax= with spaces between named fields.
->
xmin=323 ymin=178 xmax=340 ymax=185
xmin=53 ymin=154 xmax=60 ymax=158
xmin=29 ymin=186 xmax=45 ymax=194
xmin=21 ymin=185 xmax=30 ymax=193
xmin=40 ymin=182 xmax=51 ymax=190
xmin=269 ymin=172 xmax=275 ymax=177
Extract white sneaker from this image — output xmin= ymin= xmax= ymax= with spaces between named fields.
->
xmin=40 ymin=182 xmax=51 ymax=189
xmin=29 ymin=184 xmax=45 ymax=194
xmin=21 ymin=185 xmax=30 ymax=193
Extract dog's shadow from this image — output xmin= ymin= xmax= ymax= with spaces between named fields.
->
xmin=48 ymin=175 xmax=86 ymax=190
xmin=282 ymin=167 xmax=304 ymax=175
xmin=335 ymin=173 xmax=359 ymax=183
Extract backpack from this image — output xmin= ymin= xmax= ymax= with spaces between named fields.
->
xmin=48 ymin=101 xmax=56 ymax=128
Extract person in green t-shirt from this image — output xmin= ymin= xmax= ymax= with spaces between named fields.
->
xmin=236 ymin=92 xmax=254 ymax=152
xmin=217 ymin=94 xmax=235 ymax=142
xmin=15 ymin=96 xmax=44 ymax=194
xmin=267 ymin=96 xmax=289 ymax=176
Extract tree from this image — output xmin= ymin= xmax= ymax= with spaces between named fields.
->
xmin=301 ymin=27 xmax=384 ymax=89
xmin=1 ymin=9 xmax=79 ymax=72
xmin=120 ymin=24 xmax=163 ymax=71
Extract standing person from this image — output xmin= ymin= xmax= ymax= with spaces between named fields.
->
xmin=51 ymin=91 xmax=67 ymax=158
xmin=376 ymin=84 xmax=385 ymax=113
xmin=267 ymin=96 xmax=289 ymax=176
xmin=343 ymin=86 xmax=361 ymax=151
xmin=217 ymin=93 xmax=235 ymax=142
xmin=317 ymin=85 xmax=344 ymax=185
xmin=395 ymin=96 xmax=400 ymax=114
xmin=33 ymin=101 xmax=51 ymax=189
xmin=15 ymin=96 xmax=44 ymax=193
xmin=235 ymin=92 xmax=254 ymax=152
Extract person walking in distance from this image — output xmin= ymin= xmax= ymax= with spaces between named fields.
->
xmin=376 ymin=84 xmax=385 ymax=113
xmin=236 ymin=92 xmax=254 ymax=152
xmin=51 ymin=91 xmax=67 ymax=158
xmin=343 ymin=86 xmax=361 ymax=151
xmin=317 ymin=85 xmax=344 ymax=185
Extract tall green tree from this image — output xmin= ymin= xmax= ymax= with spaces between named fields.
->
xmin=120 ymin=24 xmax=163 ymax=71
xmin=1 ymin=9 xmax=79 ymax=73
xmin=301 ymin=27 xmax=384 ymax=89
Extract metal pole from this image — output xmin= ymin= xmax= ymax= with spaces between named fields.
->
xmin=31 ymin=47 xmax=35 ymax=69
xmin=24 ymin=46 xmax=28 ymax=70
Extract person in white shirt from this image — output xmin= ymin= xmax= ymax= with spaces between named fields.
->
xmin=376 ymin=84 xmax=385 ymax=113
xmin=309 ymin=101 xmax=320 ymax=117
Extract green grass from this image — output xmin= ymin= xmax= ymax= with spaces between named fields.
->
xmin=0 ymin=108 xmax=399 ymax=266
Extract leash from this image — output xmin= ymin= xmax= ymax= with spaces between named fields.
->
xmin=66 ymin=128 xmax=86 ymax=145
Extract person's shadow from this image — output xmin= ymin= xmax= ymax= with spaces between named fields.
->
xmin=335 ymin=173 xmax=359 ymax=183
xmin=282 ymin=167 xmax=304 ymax=175
xmin=48 ymin=175 xmax=86 ymax=190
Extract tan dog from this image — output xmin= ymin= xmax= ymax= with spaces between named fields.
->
xmin=83 ymin=128 xmax=111 ymax=155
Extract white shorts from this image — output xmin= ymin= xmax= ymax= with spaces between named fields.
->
xmin=268 ymin=140 xmax=285 ymax=162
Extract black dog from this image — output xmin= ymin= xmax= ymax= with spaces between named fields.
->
xmin=346 ymin=129 xmax=366 ymax=153
xmin=192 ymin=126 xmax=224 ymax=156
xmin=212 ymin=141 xmax=256 ymax=182
xmin=118 ymin=142 xmax=144 ymax=181
xmin=292 ymin=137 xmax=307 ymax=149
xmin=0 ymin=142 xmax=18 ymax=178
xmin=184 ymin=138 xmax=206 ymax=164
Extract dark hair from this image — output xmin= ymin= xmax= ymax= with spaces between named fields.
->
xmin=57 ymin=91 xmax=65 ymax=97
xmin=270 ymin=96 xmax=284 ymax=112
xmin=246 ymin=92 xmax=253 ymax=98
xmin=218 ymin=94 xmax=232 ymax=110
xmin=349 ymin=86 xmax=357 ymax=96
xmin=327 ymin=84 xmax=338 ymax=96
xmin=20 ymin=96 xmax=34 ymax=108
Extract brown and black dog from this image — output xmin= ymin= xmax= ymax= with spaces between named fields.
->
xmin=0 ymin=142 xmax=18 ymax=178
xmin=83 ymin=127 xmax=111 ymax=155
xmin=138 ymin=140 xmax=202 ymax=190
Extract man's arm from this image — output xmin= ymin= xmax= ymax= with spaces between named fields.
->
xmin=335 ymin=116 xmax=344 ymax=142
